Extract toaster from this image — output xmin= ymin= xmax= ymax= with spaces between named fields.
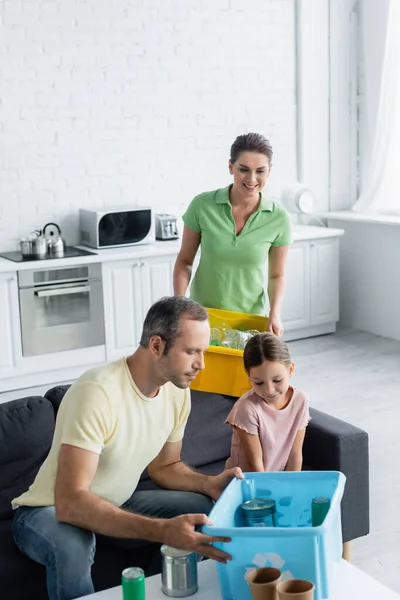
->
xmin=155 ymin=214 xmax=179 ymax=241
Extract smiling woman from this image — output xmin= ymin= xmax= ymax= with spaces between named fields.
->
xmin=173 ymin=133 xmax=293 ymax=336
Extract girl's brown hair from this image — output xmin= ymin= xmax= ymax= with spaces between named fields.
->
xmin=230 ymin=132 xmax=273 ymax=164
xmin=244 ymin=333 xmax=291 ymax=372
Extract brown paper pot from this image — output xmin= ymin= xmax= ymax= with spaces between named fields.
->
xmin=247 ymin=567 xmax=282 ymax=600
xmin=276 ymin=579 xmax=315 ymax=599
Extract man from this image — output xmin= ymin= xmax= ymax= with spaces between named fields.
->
xmin=12 ymin=296 xmax=242 ymax=600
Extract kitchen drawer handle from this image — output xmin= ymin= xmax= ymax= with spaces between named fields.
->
xmin=34 ymin=285 xmax=90 ymax=298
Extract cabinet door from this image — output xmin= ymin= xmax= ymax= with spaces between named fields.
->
xmin=140 ymin=254 xmax=176 ymax=316
xmin=310 ymin=237 xmax=339 ymax=325
xmin=0 ymin=273 xmax=21 ymax=377
xmin=102 ymin=260 xmax=144 ymax=360
xmin=281 ymin=242 xmax=311 ymax=330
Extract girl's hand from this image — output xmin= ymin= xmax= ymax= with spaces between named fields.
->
xmin=267 ymin=312 xmax=284 ymax=337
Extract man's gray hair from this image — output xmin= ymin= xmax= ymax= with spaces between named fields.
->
xmin=139 ymin=296 xmax=208 ymax=354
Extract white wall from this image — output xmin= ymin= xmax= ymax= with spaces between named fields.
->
xmin=0 ymin=0 xmax=298 ymax=251
xmin=328 ymin=218 xmax=400 ymax=342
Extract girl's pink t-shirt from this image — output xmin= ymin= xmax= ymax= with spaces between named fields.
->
xmin=225 ymin=386 xmax=310 ymax=472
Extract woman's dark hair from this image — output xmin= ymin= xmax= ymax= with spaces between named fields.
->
xmin=244 ymin=333 xmax=291 ymax=372
xmin=139 ymin=296 xmax=208 ymax=354
xmin=230 ymin=133 xmax=273 ymax=164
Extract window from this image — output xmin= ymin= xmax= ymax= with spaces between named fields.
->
xmin=353 ymin=1 xmax=400 ymax=215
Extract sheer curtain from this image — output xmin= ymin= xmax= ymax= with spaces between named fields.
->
xmin=352 ymin=0 xmax=400 ymax=214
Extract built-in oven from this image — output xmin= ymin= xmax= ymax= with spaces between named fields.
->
xmin=18 ymin=264 xmax=105 ymax=357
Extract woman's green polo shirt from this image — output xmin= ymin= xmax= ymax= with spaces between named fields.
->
xmin=182 ymin=185 xmax=292 ymax=316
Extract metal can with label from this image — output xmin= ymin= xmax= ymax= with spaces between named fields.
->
xmin=122 ymin=566 xmax=145 ymax=600
xmin=160 ymin=545 xmax=198 ymax=597
xmin=241 ymin=498 xmax=277 ymax=527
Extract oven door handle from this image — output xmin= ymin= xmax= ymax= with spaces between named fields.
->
xmin=34 ymin=284 xmax=90 ymax=298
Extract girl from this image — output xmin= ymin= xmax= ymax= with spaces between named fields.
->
xmin=225 ymin=333 xmax=310 ymax=472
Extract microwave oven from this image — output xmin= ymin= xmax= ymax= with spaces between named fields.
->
xmin=79 ymin=206 xmax=155 ymax=249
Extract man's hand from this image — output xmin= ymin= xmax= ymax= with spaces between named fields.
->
xmin=161 ymin=514 xmax=232 ymax=563
xmin=204 ymin=467 xmax=244 ymax=501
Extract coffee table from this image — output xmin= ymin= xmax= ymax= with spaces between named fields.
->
xmin=79 ymin=559 xmax=400 ymax=599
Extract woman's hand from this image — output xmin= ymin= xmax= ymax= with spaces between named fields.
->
xmin=267 ymin=312 xmax=284 ymax=337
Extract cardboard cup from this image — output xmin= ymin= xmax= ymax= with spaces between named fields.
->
xmin=247 ymin=567 xmax=282 ymax=600
xmin=276 ymin=579 xmax=315 ymax=599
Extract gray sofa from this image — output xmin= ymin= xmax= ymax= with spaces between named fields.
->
xmin=0 ymin=385 xmax=369 ymax=599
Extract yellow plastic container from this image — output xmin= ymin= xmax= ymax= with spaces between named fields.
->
xmin=190 ymin=308 xmax=268 ymax=397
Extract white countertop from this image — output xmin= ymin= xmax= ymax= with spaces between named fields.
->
xmin=321 ymin=210 xmax=400 ymax=227
xmin=0 ymin=226 xmax=344 ymax=274
xmin=0 ymin=240 xmax=183 ymax=274
xmin=291 ymin=225 xmax=344 ymax=240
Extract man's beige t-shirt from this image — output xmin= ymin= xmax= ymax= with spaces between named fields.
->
xmin=12 ymin=358 xmax=190 ymax=508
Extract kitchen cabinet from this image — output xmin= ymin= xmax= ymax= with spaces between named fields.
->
xmin=0 ymin=273 xmax=22 ymax=377
xmin=102 ymin=254 xmax=175 ymax=361
xmin=281 ymin=236 xmax=339 ymax=341
xmin=141 ymin=255 xmax=176 ymax=317
xmin=310 ymin=237 xmax=339 ymax=325
xmin=102 ymin=259 xmax=143 ymax=361
xmin=280 ymin=242 xmax=311 ymax=330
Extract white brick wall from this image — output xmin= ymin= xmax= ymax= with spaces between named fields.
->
xmin=0 ymin=0 xmax=297 ymax=250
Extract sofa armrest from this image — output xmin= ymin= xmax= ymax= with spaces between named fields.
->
xmin=303 ymin=407 xmax=369 ymax=543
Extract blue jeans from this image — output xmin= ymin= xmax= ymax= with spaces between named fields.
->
xmin=13 ymin=490 xmax=213 ymax=600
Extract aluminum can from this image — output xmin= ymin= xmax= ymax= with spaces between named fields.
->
xmin=160 ymin=545 xmax=198 ymax=597
xmin=122 ymin=566 xmax=145 ymax=600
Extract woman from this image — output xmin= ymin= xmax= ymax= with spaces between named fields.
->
xmin=173 ymin=133 xmax=292 ymax=336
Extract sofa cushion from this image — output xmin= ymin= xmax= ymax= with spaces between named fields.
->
xmin=44 ymin=384 xmax=71 ymax=416
xmin=0 ymin=519 xmax=48 ymax=600
xmin=181 ymin=391 xmax=236 ymax=468
xmin=0 ymin=397 xmax=55 ymax=520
